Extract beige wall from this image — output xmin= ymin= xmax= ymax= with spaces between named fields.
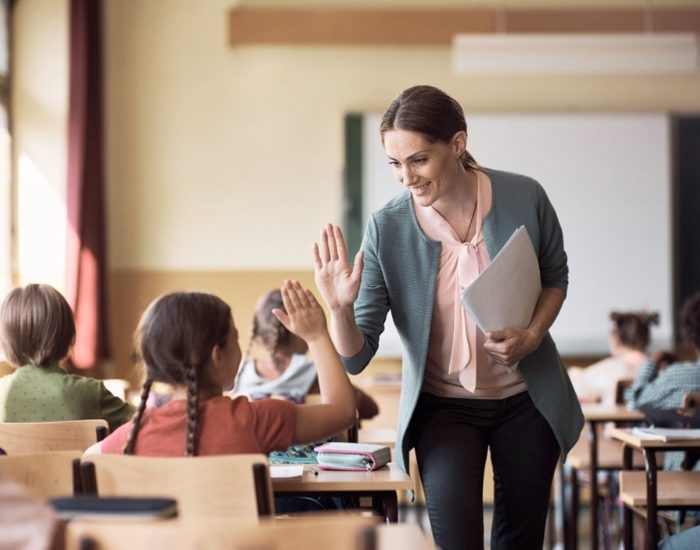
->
xmin=104 ymin=0 xmax=700 ymax=272
xmin=11 ymin=0 xmax=68 ymax=291
xmin=11 ymin=0 xmax=700 ymax=378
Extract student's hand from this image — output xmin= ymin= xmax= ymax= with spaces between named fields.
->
xmin=313 ymin=224 xmax=363 ymax=311
xmin=272 ymin=280 xmax=328 ymax=343
xmin=484 ymin=328 xmax=539 ymax=368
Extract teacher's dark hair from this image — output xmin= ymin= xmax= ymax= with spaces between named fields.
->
xmin=380 ymin=85 xmax=479 ymax=171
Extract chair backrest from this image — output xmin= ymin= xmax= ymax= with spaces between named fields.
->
xmin=0 ymin=450 xmax=82 ymax=498
xmin=66 ymin=515 xmax=381 ymax=550
xmin=80 ymin=453 xmax=273 ymax=520
xmin=0 ymin=419 xmax=109 ymax=454
xmin=614 ymin=378 xmax=634 ymax=405
xmin=683 ymin=392 xmax=700 ymax=409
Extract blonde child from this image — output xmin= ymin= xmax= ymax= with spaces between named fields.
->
xmin=0 ymin=284 xmax=133 ymax=431
xmin=87 ymin=281 xmax=356 ymax=456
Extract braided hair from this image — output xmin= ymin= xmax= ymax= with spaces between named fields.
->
xmin=247 ymin=289 xmax=292 ymax=373
xmin=124 ymin=292 xmax=231 ymax=456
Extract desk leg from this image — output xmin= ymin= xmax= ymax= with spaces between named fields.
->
xmin=643 ymin=450 xmax=659 ymax=550
xmin=571 ymin=465 xmax=579 ymax=550
xmin=588 ymin=421 xmax=600 ymax=550
xmin=623 ymin=445 xmax=633 ymax=550
xmin=373 ymin=492 xmax=398 ymax=523
xmin=560 ymin=462 xmax=571 ymax=550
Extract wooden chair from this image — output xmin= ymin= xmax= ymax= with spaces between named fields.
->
xmin=79 ymin=453 xmax=274 ymax=520
xmin=0 ymin=419 xmax=108 ymax=454
xmin=66 ymin=515 xmax=384 ymax=550
xmin=615 ymin=378 xmax=635 ymax=405
xmin=0 ymin=450 xmax=83 ymax=498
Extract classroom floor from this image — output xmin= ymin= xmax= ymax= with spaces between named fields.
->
xmin=398 ymin=504 xmax=600 ymax=549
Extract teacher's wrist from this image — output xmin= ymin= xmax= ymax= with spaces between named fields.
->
xmin=524 ymin=326 xmax=545 ymax=352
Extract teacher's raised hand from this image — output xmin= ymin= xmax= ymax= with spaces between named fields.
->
xmin=312 ymin=224 xmax=364 ymax=311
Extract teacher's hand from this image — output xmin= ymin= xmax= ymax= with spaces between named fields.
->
xmin=313 ymin=224 xmax=364 ymax=311
xmin=484 ymin=328 xmax=539 ymax=368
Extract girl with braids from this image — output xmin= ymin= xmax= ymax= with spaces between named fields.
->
xmin=568 ymin=311 xmax=661 ymax=406
xmin=233 ymin=289 xmax=379 ymax=420
xmin=86 ymin=280 xmax=356 ymax=456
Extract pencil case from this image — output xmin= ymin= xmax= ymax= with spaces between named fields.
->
xmin=314 ymin=442 xmax=391 ymax=471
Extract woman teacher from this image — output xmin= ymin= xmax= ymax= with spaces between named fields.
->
xmin=313 ymin=85 xmax=582 ymax=549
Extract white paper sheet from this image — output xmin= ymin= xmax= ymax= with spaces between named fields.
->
xmin=460 ymin=226 xmax=541 ymax=334
xmin=269 ymin=465 xmax=304 ymax=479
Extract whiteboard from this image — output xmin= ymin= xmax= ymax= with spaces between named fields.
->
xmin=361 ymin=113 xmax=673 ymax=357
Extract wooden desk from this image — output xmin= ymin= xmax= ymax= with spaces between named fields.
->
xmin=358 ymin=428 xmax=396 ymax=447
xmin=272 ymin=463 xmax=414 ymax=523
xmin=376 ymin=523 xmax=435 ymax=549
xmin=610 ymin=428 xmax=700 ymax=550
xmin=66 ymin=515 xmax=435 ymax=549
xmin=564 ymin=405 xmax=645 ymax=550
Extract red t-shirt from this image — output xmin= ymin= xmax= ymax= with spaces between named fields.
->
xmin=101 ymin=395 xmax=296 ymax=456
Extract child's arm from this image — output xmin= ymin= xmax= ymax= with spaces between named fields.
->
xmin=272 ymin=280 xmax=356 ymax=443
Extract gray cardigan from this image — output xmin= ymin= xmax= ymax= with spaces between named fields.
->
xmin=342 ymin=168 xmax=584 ymax=472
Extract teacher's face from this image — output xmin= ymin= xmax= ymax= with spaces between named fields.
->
xmin=383 ymin=129 xmax=463 ymax=208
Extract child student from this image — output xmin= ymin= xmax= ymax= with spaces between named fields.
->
xmin=233 ymin=288 xmax=378 ymax=420
xmin=626 ymin=293 xmax=700 ymax=411
xmin=0 ymin=284 xmax=133 ymax=431
xmin=87 ymin=281 xmax=356 ymax=456
xmin=568 ymin=311 xmax=659 ymax=405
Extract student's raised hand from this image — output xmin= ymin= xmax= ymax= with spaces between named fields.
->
xmin=484 ymin=328 xmax=539 ymax=368
xmin=313 ymin=224 xmax=363 ymax=311
xmin=272 ymin=280 xmax=328 ymax=343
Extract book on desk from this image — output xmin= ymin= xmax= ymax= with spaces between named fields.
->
xmin=631 ymin=427 xmax=700 ymax=441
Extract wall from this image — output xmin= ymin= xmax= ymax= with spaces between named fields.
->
xmin=9 ymin=0 xmax=700 ymax=382
xmin=102 ymin=0 xmax=700 ymax=382
xmin=11 ymin=0 xmax=68 ymax=292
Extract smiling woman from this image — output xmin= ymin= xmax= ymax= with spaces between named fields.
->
xmin=319 ymin=85 xmax=584 ymax=550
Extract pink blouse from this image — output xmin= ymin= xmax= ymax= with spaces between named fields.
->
xmin=414 ymin=171 xmax=527 ymax=399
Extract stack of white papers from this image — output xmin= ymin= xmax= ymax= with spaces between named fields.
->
xmin=460 ymin=226 xmax=541 ymax=334
xmin=631 ymin=427 xmax=700 ymax=442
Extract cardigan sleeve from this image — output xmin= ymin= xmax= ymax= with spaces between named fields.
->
xmin=534 ymin=181 xmax=569 ymax=294
xmin=341 ymin=215 xmax=391 ymax=375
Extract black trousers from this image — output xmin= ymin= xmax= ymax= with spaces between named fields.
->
xmin=408 ymin=390 xmax=559 ymax=550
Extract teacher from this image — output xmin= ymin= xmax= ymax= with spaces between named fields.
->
xmin=313 ymin=85 xmax=583 ymax=550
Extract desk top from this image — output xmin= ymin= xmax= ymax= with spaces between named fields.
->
xmin=581 ymin=404 xmax=645 ymax=422
xmin=272 ymin=463 xmax=414 ymax=493
xmin=620 ymin=471 xmax=700 ymax=506
xmin=377 ymin=523 xmax=435 ymax=549
xmin=610 ymin=427 xmax=700 ymax=449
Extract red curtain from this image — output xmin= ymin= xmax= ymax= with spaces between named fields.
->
xmin=66 ymin=0 xmax=109 ymax=370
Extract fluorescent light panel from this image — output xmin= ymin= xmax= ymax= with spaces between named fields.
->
xmin=453 ymin=33 xmax=700 ymax=74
